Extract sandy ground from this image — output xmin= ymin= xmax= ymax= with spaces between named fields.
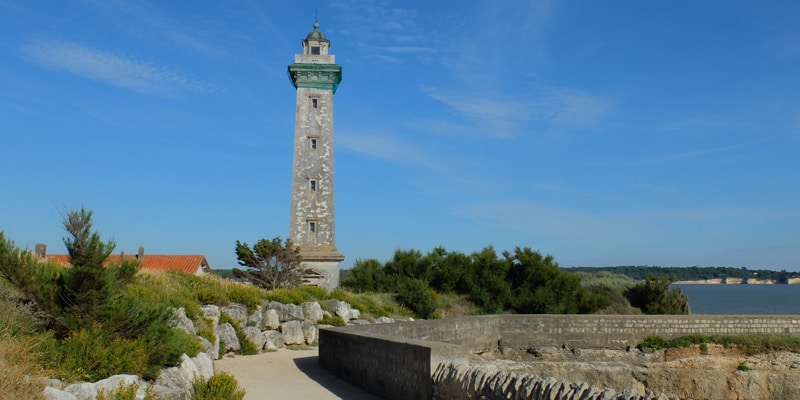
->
xmin=214 ymin=347 xmax=382 ymax=400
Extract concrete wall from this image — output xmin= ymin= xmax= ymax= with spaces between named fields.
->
xmin=319 ymin=315 xmax=800 ymax=400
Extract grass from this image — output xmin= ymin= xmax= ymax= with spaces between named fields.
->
xmin=0 ymin=333 xmax=49 ymax=400
xmin=0 ymin=277 xmax=50 ymax=400
xmin=575 ymin=271 xmax=641 ymax=314
xmin=639 ymin=334 xmax=800 ymax=355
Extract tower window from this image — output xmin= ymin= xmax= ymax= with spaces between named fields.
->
xmin=310 ymin=138 xmax=317 ymax=149
xmin=309 ymin=221 xmax=316 ymax=233
xmin=311 ymin=46 xmax=320 ymax=55
xmin=309 ymin=179 xmax=317 ymax=191
xmin=311 ymin=98 xmax=318 ymax=108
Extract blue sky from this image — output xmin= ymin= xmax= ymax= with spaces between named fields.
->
xmin=2 ymin=1 xmax=799 ymax=271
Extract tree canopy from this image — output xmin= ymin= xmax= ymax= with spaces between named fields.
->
xmin=234 ymin=237 xmax=307 ymax=290
xmin=342 ymin=246 xmax=610 ymax=316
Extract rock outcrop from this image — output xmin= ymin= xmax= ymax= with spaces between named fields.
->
xmin=44 ymin=353 xmax=213 ymax=400
xmin=42 ymin=298 xmax=380 ymax=400
xmin=433 ymin=344 xmax=800 ymax=400
xmin=433 ymin=362 xmax=675 ymax=400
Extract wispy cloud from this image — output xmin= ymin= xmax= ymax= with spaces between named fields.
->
xmin=22 ymin=40 xmax=213 ymax=96
xmin=331 ymin=0 xmax=438 ymax=62
xmin=338 ymin=130 xmax=445 ymax=171
xmin=83 ymin=0 xmax=224 ymax=58
xmin=638 ymin=140 xmax=764 ymax=165
xmin=422 ymin=85 xmax=612 ymax=139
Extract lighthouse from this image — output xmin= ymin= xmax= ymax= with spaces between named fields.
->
xmin=287 ymin=22 xmax=344 ymax=290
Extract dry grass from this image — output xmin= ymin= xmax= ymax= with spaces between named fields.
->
xmin=0 ymin=333 xmax=49 ymax=400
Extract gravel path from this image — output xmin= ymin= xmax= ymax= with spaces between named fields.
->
xmin=214 ymin=347 xmax=381 ymax=400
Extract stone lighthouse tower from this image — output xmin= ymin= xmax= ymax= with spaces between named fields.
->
xmin=288 ymin=21 xmax=344 ymax=290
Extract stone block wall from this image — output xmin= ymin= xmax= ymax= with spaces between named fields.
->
xmin=319 ymin=315 xmax=800 ymax=400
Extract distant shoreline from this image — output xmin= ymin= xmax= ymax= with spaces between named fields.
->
xmin=674 ymin=278 xmax=800 ymax=285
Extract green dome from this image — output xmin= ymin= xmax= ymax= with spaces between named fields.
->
xmin=306 ymin=22 xmax=327 ymax=41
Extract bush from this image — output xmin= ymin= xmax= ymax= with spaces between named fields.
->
xmin=129 ymin=273 xmax=203 ymax=320
xmin=225 ymin=284 xmax=265 ymax=312
xmin=96 ymin=382 xmax=161 ymax=400
xmin=625 ymin=274 xmax=689 ymax=314
xmin=195 ymin=317 xmax=217 ymax=344
xmin=219 ymin=313 xmax=260 ymax=355
xmin=637 ymin=334 xmax=800 ymax=355
xmin=395 ymin=279 xmax=439 ymax=319
xmin=319 ymin=314 xmax=346 ymax=326
xmin=639 ymin=335 xmax=670 ymax=351
xmin=0 ymin=233 xmax=62 ymax=312
xmin=193 ymin=372 xmax=246 ymax=400
xmin=47 ymin=324 xmax=150 ymax=382
xmin=737 ymin=362 xmax=751 ymax=371
xmin=264 ymin=288 xmax=306 ymax=305
xmin=328 ymin=289 xmax=399 ymax=317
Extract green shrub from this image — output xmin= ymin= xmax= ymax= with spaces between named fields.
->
xmin=264 ymin=288 xmax=305 ymax=305
xmin=395 ymin=279 xmax=439 ymax=319
xmin=328 ymin=289 xmax=397 ymax=317
xmin=141 ymin=327 xmax=203 ymax=379
xmin=47 ymin=324 xmax=150 ymax=382
xmin=295 ymin=285 xmax=328 ymax=300
xmin=625 ymin=274 xmax=689 ymax=314
xmin=195 ymin=317 xmax=216 ymax=344
xmin=700 ymin=342 xmax=709 ymax=355
xmin=639 ymin=335 xmax=670 ymax=351
xmin=173 ymin=272 xmax=228 ymax=306
xmin=637 ymin=334 xmax=800 ymax=355
xmin=219 ymin=313 xmax=260 ymax=355
xmin=193 ymin=372 xmax=246 ymax=400
xmin=219 ymin=340 xmax=227 ymax=359
xmin=96 ymin=382 xmax=162 ymax=400
xmin=236 ymin=329 xmax=260 ymax=355
xmin=319 ymin=314 xmax=346 ymax=327
xmin=0 ymin=233 xmax=62 ymax=312
xmin=737 ymin=362 xmax=751 ymax=371
xmin=219 ymin=313 xmax=237 ymax=327
xmin=129 ymin=273 xmax=202 ymax=320
xmin=225 ymin=284 xmax=264 ymax=312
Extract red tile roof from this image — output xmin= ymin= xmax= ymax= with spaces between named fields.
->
xmin=45 ymin=254 xmax=211 ymax=275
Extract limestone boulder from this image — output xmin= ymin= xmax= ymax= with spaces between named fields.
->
xmin=197 ymin=335 xmax=216 ymax=361
xmin=247 ymin=308 xmax=263 ymax=327
xmin=268 ymin=301 xmax=305 ymax=322
xmin=330 ymin=300 xmax=352 ymax=320
xmin=201 ymin=304 xmax=221 ymax=325
xmin=169 ymin=307 xmax=196 ymax=335
xmin=43 ymin=387 xmax=76 ymax=400
xmin=284 ymin=303 xmax=305 ymax=321
xmin=301 ymin=321 xmax=317 ymax=345
xmin=193 ymin=352 xmax=214 ymax=380
xmin=62 ymin=375 xmax=140 ymax=400
xmin=375 ymin=316 xmax=395 ymax=324
xmin=260 ymin=308 xmax=280 ymax=330
xmin=221 ymin=303 xmax=248 ymax=327
xmin=216 ymin=322 xmax=240 ymax=353
xmin=280 ymin=320 xmax=305 ymax=345
xmin=264 ymin=330 xmax=284 ymax=351
xmin=154 ymin=354 xmax=196 ymax=395
xmin=243 ymin=326 xmax=266 ymax=350
xmin=302 ymin=301 xmax=324 ymax=322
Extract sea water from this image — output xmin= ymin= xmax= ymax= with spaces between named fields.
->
xmin=673 ymin=284 xmax=800 ymax=314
